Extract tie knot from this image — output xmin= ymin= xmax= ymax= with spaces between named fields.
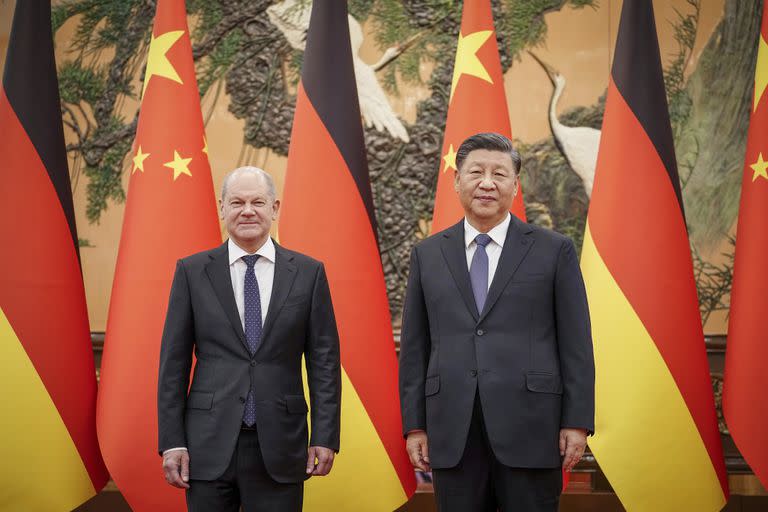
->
xmin=475 ymin=234 xmax=492 ymax=248
xmin=242 ymin=254 xmax=260 ymax=268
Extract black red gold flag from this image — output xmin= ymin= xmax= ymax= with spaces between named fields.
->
xmin=580 ymin=1 xmax=728 ymax=510
xmin=280 ymin=1 xmax=416 ymax=509
xmin=0 ymin=0 xmax=109 ymax=508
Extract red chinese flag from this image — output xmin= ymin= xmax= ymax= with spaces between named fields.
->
xmin=95 ymin=0 xmax=221 ymax=509
xmin=279 ymin=1 xmax=416 ymax=509
xmin=723 ymin=4 xmax=768 ymax=488
xmin=0 ymin=1 xmax=108 ymax=508
xmin=430 ymin=0 xmax=526 ymax=234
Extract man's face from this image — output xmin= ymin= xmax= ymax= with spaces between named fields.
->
xmin=220 ymin=173 xmax=280 ymax=247
xmin=454 ymin=149 xmax=518 ymax=225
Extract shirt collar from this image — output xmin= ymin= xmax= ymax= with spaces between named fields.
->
xmin=228 ymin=237 xmax=276 ymax=265
xmin=464 ymin=213 xmax=511 ymax=249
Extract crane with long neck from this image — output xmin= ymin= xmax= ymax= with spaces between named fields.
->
xmin=528 ymin=51 xmax=601 ymax=198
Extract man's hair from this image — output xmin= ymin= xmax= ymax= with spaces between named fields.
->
xmin=455 ymin=132 xmax=522 ymax=175
xmin=220 ymin=166 xmax=276 ymax=201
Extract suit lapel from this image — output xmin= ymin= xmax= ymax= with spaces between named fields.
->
xmin=205 ymin=243 xmax=248 ymax=352
xmin=479 ymin=216 xmax=534 ymax=323
xmin=440 ymin=221 xmax=479 ymax=321
xmin=260 ymin=242 xmax=297 ymax=345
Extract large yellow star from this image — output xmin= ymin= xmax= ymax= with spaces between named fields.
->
xmin=443 ymin=144 xmax=457 ymax=173
xmin=450 ymin=30 xmax=494 ymax=103
xmin=132 ymin=145 xmax=150 ymax=174
xmin=142 ymin=30 xmax=185 ymax=98
xmin=750 ymin=152 xmax=768 ymax=182
xmin=755 ymin=36 xmax=768 ymax=111
xmin=163 ymin=150 xmax=193 ymax=180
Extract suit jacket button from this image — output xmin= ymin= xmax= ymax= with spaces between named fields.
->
xmin=476 ymin=329 xmax=485 ymax=336
xmin=470 ymin=370 xmax=478 ymax=377
xmin=239 ymin=397 xmax=246 ymax=403
xmin=250 ymin=360 xmax=256 ymax=366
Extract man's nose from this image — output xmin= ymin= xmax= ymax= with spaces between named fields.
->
xmin=241 ymin=204 xmax=256 ymax=215
xmin=479 ymin=174 xmax=495 ymax=189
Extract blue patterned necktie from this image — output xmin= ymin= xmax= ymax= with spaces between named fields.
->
xmin=470 ymin=234 xmax=492 ymax=314
xmin=242 ymin=254 xmax=261 ymax=426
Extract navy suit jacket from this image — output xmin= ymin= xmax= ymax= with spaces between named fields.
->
xmin=399 ymin=217 xmax=594 ymax=469
xmin=158 ymin=240 xmax=341 ymax=482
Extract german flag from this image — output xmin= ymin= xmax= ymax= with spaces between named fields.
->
xmin=279 ymin=1 xmax=416 ymax=509
xmin=723 ymin=3 xmax=768 ymax=488
xmin=430 ymin=0 xmax=525 ymax=234
xmin=0 ymin=0 xmax=109 ymax=508
xmin=95 ymin=0 xmax=221 ymax=509
xmin=580 ymin=1 xmax=728 ymax=510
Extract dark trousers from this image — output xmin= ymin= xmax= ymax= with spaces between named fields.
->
xmin=186 ymin=427 xmax=303 ymax=512
xmin=432 ymin=396 xmax=562 ymax=512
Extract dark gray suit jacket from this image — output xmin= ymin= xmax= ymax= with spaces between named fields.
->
xmin=158 ymin=240 xmax=341 ymax=482
xmin=399 ymin=217 xmax=594 ymax=469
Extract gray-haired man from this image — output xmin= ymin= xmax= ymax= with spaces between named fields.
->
xmin=158 ymin=167 xmax=341 ymax=511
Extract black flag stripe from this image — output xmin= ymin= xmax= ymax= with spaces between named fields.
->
xmin=300 ymin=0 xmax=377 ymax=233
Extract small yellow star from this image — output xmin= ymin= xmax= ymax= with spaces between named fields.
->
xmin=443 ymin=144 xmax=457 ymax=173
xmin=755 ymin=35 xmax=768 ymax=111
xmin=163 ymin=150 xmax=193 ymax=180
xmin=750 ymin=152 xmax=768 ymax=182
xmin=450 ymin=30 xmax=494 ymax=103
xmin=202 ymin=136 xmax=208 ymax=155
xmin=142 ymin=30 xmax=185 ymax=98
xmin=132 ymin=145 xmax=150 ymax=174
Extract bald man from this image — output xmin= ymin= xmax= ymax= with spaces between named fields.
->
xmin=158 ymin=167 xmax=341 ymax=512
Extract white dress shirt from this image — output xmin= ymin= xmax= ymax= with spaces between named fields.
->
xmin=228 ymin=237 xmax=275 ymax=327
xmin=464 ymin=213 xmax=511 ymax=290
xmin=163 ymin=237 xmax=276 ymax=456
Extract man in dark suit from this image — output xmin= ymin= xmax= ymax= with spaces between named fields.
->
xmin=399 ymin=133 xmax=594 ymax=511
xmin=158 ymin=166 xmax=341 ymax=512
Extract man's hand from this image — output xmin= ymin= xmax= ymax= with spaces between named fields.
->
xmin=560 ymin=428 xmax=588 ymax=472
xmin=162 ymin=450 xmax=190 ymax=489
xmin=306 ymin=446 xmax=335 ymax=476
xmin=406 ymin=430 xmax=430 ymax=472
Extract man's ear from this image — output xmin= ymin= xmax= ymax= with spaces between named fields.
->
xmin=454 ymin=169 xmax=460 ymax=193
xmin=218 ymin=199 xmax=224 ymax=220
xmin=272 ymin=199 xmax=281 ymax=220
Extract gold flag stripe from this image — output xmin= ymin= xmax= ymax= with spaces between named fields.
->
xmin=0 ymin=306 xmax=95 ymax=510
xmin=581 ymin=225 xmax=726 ymax=511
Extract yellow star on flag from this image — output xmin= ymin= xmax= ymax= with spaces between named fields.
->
xmin=443 ymin=144 xmax=458 ymax=173
xmin=142 ymin=30 xmax=185 ymax=98
xmin=750 ymin=152 xmax=768 ymax=182
xmin=450 ymin=30 xmax=494 ymax=103
xmin=132 ymin=145 xmax=150 ymax=174
xmin=164 ymin=150 xmax=193 ymax=180
xmin=202 ymin=136 xmax=208 ymax=155
xmin=754 ymin=35 xmax=768 ymax=111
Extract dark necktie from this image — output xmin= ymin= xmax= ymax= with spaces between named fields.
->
xmin=470 ymin=234 xmax=492 ymax=314
xmin=242 ymin=254 xmax=261 ymax=426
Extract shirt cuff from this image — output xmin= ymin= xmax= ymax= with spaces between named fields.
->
xmin=162 ymin=447 xmax=188 ymax=455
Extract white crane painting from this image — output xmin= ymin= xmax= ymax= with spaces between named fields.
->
xmin=267 ymin=0 xmax=410 ymax=143
xmin=528 ymin=52 xmax=601 ymax=198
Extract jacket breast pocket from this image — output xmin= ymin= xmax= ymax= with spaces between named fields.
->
xmin=283 ymin=294 xmax=310 ymax=309
xmin=525 ymin=372 xmax=562 ymax=395
xmin=424 ymin=375 xmax=440 ymax=396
